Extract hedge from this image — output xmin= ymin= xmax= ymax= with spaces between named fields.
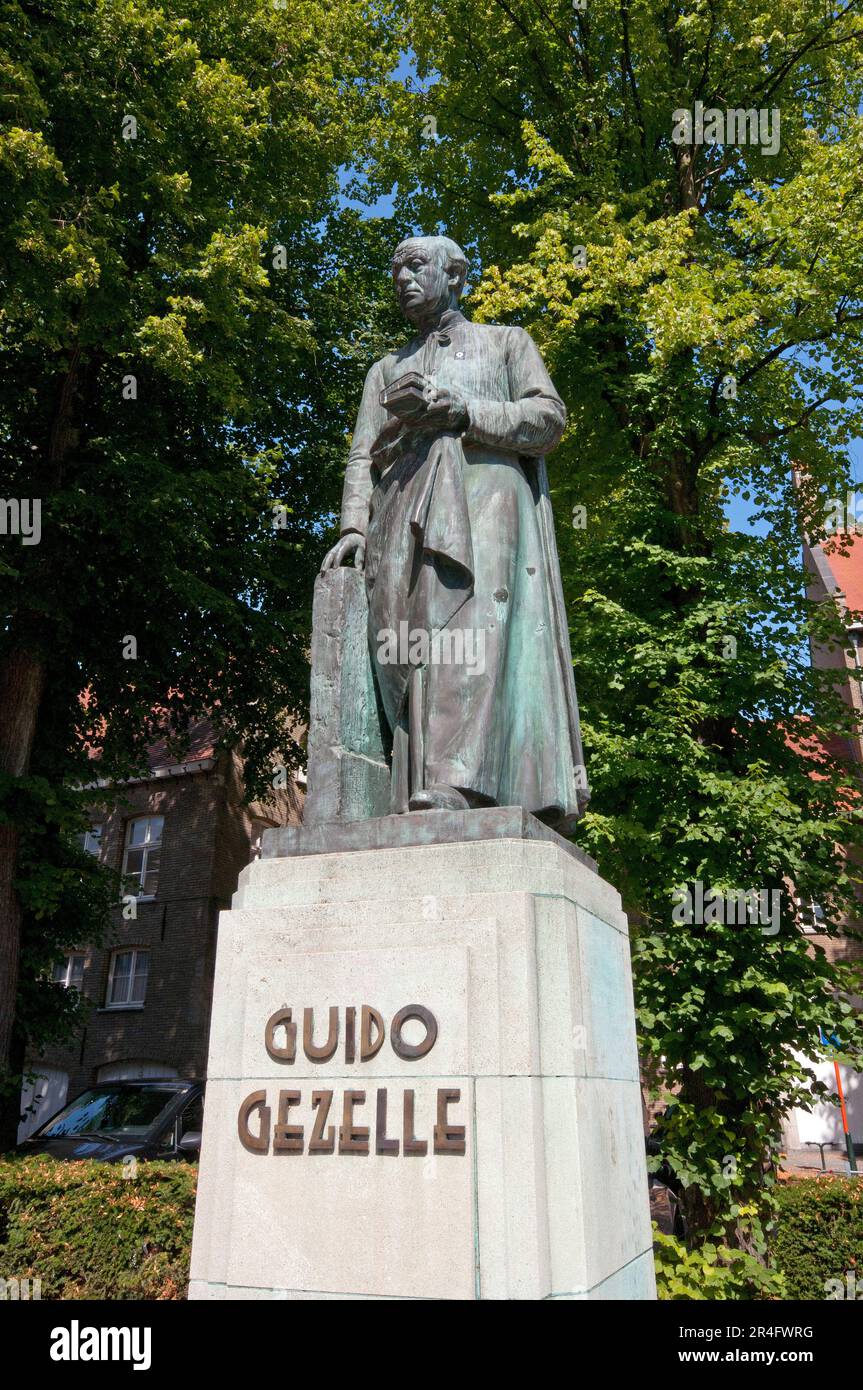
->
xmin=0 ymin=1155 xmax=197 ymax=1300
xmin=2 ymin=1155 xmax=859 ymax=1301
xmin=654 ymin=1175 xmax=863 ymax=1300
xmin=772 ymin=1174 xmax=863 ymax=1300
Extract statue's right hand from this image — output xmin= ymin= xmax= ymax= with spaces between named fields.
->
xmin=320 ymin=532 xmax=365 ymax=573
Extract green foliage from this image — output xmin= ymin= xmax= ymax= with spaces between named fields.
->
xmin=0 ymin=0 xmax=404 ymax=1071
xmin=366 ymin=0 xmax=863 ymax=1247
xmin=4 ymin=0 xmax=863 ymax=1266
xmin=772 ymin=1175 xmax=863 ymax=1300
xmin=11 ymin=776 xmax=118 ymax=1056
xmin=653 ymin=1227 xmax=785 ymax=1300
xmin=0 ymin=1155 xmax=196 ymax=1299
xmin=1 ymin=0 xmax=403 ymax=793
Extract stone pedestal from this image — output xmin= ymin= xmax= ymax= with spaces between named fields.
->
xmin=189 ymin=811 xmax=655 ymax=1300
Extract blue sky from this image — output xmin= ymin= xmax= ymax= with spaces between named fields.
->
xmin=336 ymin=49 xmax=863 ymax=541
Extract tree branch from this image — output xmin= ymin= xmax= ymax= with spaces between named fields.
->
xmin=753 ymin=0 xmax=863 ymax=104
xmin=620 ymin=0 xmax=647 ymax=168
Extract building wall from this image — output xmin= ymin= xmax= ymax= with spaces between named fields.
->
xmin=783 ymin=1054 xmax=863 ymax=1153
xmin=24 ymin=751 xmax=299 ymax=1127
xmin=779 ymin=529 xmax=863 ymax=1153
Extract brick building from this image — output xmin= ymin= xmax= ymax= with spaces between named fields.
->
xmin=781 ymin=505 xmax=863 ymax=1159
xmin=19 ymin=720 xmax=301 ymax=1139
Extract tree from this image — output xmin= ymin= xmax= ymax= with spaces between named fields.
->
xmin=0 ymin=0 xmax=402 ymax=1145
xmin=364 ymin=0 xmax=863 ymax=1264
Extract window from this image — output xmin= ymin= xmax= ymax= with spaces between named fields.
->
xmin=156 ymin=1092 xmax=205 ymax=1156
xmin=17 ymin=1069 xmax=69 ymax=1144
xmin=179 ymin=1093 xmax=204 ymax=1140
xmin=249 ymin=819 xmax=272 ymax=862
xmin=106 ymin=949 xmax=149 ymax=1008
xmin=52 ymin=953 xmax=85 ymax=991
xmin=795 ymin=896 xmax=825 ymax=935
xmin=78 ymin=824 xmax=103 ymax=857
xmin=175 ymin=1093 xmax=204 ymax=1153
xmin=37 ymin=1085 xmax=177 ymax=1140
xmin=122 ymin=816 xmax=164 ymax=898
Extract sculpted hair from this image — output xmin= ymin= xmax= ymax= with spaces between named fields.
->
xmin=392 ymin=236 xmax=469 ymax=293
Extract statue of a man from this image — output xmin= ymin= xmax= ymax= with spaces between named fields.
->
xmin=321 ymin=234 xmax=587 ymax=829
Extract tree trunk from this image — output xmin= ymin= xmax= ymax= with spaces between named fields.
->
xmin=0 ymin=647 xmax=45 ymax=1098
xmin=0 ymin=352 xmax=79 ymax=1120
xmin=0 ymin=1028 xmax=27 ymax=1154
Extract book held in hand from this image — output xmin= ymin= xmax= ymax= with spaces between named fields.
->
xmin=379 ymin=372 xmax=430 ymax=420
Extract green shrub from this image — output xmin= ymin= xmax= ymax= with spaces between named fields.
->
xmin=0 ymin=1155 xmax=196 ymax=1299
xmin=653 ymin=1227 xmax=785 ymax=1300
xmin=772 ymin=1174 xmax=863 ymax=1300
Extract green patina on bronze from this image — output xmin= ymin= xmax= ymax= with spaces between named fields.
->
xmin=312 ymin=235 xmax=588 ymax=831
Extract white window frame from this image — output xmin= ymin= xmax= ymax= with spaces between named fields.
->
xmin=52 ymin=952 xmax=85 ymax=990
xmin=795 ymin=896 xmax=825 ymax=936
xmin=79 ymin=824 xmax=103 ymax=858
xmin=105 ymin=948 xmax=149 ymax=1009
xmin=122 ymin=815 xmax=164 ymax=900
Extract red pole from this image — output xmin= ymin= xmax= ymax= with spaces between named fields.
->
xmin=833 ymin=1059 xmax=859 ymax=1173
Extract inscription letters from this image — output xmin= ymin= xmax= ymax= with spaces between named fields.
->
xmin=240 ymin=1003 xmax=466 ymax=1158
xmin=264 ymin=1003 xmax=438 ymax=1064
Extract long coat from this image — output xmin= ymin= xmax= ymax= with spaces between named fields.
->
xmin=340 ymin=308 xmax=588 ymax=828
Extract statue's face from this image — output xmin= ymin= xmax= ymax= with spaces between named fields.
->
xmin=392 ymin=240 xmax=452 ymax=323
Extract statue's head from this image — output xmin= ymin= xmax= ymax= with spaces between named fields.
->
xmin=391 ymin=235 xmax=468 ymax=325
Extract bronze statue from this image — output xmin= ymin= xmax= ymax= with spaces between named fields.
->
xmin=320 ymin=235 xmax=587 ymax=830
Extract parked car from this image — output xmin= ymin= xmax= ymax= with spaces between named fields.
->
xmin=645 ymin=1105 xmax=686 ymax=1240
xmin=17 ymin=1079 xmax=204 ymax=1163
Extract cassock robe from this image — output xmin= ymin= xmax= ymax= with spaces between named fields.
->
xmin=340 ymin=308 xmax=588 ymax=828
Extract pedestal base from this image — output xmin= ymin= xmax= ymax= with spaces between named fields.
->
xmin=189 ymin=814 xmax=655 ymax=1300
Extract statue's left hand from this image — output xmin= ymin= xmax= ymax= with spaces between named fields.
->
xmin=320 ymin=532 xmax=365 ymax=573
xmin=418 ymin=378 xmax=469 ymax=432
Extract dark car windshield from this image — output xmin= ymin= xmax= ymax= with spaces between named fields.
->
xmin=36 ymin=1086 xmax=180 ymax=1140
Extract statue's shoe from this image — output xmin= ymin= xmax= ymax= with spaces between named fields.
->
xmin=408 ymin=784 xmax=471 ymax=812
